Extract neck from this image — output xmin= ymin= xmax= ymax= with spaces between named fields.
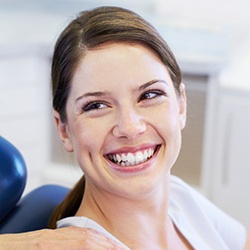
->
xmin=76 ymin=174 xmax=175 ymax=249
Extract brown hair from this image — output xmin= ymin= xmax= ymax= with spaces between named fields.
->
xmin=49 ymin=6 xmax=182 ymax=228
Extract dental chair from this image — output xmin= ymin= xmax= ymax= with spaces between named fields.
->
xmin=0 ymin=136 xmax=69 ymax=233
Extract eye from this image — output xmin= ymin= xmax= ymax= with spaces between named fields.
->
xmin=139 ymin=90 xmax=166 ymax=102
xmin=82 ymin=101 xmax=108 ymax=112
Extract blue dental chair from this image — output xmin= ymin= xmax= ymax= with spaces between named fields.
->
xmin=0 ymin=136 xmax=69 ymax=233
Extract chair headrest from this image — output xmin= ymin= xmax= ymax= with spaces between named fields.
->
xmin=0 ymin=136 xmax=27 ymax=221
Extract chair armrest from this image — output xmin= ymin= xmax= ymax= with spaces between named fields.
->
xmin=0 ymin=185 xmax=69 ymax=233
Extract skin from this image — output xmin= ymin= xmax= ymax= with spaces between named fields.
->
xmin=54 ymin=43 xmax=190 ymax=249
xmin=0 ymin=226 xmax=129 ymax=250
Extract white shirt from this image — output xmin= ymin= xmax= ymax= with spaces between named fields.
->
xmin=57 ymin=175 xmax=246 ymax=250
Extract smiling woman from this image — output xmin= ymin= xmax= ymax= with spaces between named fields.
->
xmin=47 ymin=6 xmax=249 ymax=250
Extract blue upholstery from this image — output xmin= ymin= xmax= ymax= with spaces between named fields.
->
xmin=0 ymin=136 xmax=27 ymax=222
xmin=0 ymin=136 xmax=69 ymax=233
xmin=0 ymin=185 xmax=69 ymax=233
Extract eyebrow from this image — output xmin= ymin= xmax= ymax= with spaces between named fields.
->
xmin=138 ymin=79 xmax=168 ymax=91
xmin=75 ymin=91 xmax=110 ymax=104
xmin=75 ymin=79 xmax=168 ymax=104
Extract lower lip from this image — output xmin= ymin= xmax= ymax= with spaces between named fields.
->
xmin=107 ymin=147 xmax=159 ymax=174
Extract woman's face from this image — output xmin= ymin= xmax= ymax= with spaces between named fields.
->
xmin=55 ymin=43 xmax=186 ymax=198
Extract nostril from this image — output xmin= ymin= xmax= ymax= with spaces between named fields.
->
xmin=112 ymin=108 xmax=147 ymax=139
xmin=112 ymin=118 xmax=147 ymax=139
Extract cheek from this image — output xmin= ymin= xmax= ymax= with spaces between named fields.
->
xmin=70 ymin=122 xmax=106 ymax=177
xmin=157 ymin=108 xmax=182 ymax=159
xmin=72 ymin=118 xmax=110 ymax=155
xmin=149 ymin=104 xmax=180 ymax=133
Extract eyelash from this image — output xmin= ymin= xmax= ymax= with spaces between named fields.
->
xmin=82 ymin=101 xmax=108 ymax=112
xmin=138 ymin=89 xmax=166 ymax=101
xmin=82 ymin=89 xmax=166 ymax=113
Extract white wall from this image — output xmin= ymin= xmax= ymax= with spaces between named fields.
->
xmin=155 ymin=0 xmax=250 ymax=28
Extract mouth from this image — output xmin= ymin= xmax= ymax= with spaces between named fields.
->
xmin=106 ymin=145 xmax=160 ymax=167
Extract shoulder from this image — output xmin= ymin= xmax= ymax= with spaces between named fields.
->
xmin=169 ymin=175 xmax=247 ymax=250
xmin=169 ymin=175 xmax=204 ymax=204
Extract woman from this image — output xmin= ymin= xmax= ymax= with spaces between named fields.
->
xmin=48 ymin=6 xmax=250 ymax=249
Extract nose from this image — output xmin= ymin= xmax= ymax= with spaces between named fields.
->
xmin=112 ymin=108 xmax=147 ymax=140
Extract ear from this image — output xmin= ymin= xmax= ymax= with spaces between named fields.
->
xmin=53 ymin=110 xmax=74 ymax=152
xmin=178 ymin=83 xmax=187 ymax=130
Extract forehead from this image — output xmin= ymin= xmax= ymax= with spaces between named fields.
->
xmin=71 ymin=43 xmax=170 ymax=87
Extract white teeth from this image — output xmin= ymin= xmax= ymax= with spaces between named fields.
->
xmin=135 ymin=151 xmax=144 ymax=163
xmin=116 ymin=154 xmax=122 ymax=163
xmin=121 ymin=153 xmax=127 ymax=162
xmin=149 ymin=148 xmax=153 ymax=157
xmin=127 ymin=153 xmax=135 ymax=163
xmin=109 ymin=147 xmax=156 ymax=166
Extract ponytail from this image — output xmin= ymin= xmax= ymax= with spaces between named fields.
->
xmin=48 ymin=175 xmax=85 ymax=229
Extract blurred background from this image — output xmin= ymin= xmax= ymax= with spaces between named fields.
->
xmin=1 ymin=0 xmax=250 ymax=228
